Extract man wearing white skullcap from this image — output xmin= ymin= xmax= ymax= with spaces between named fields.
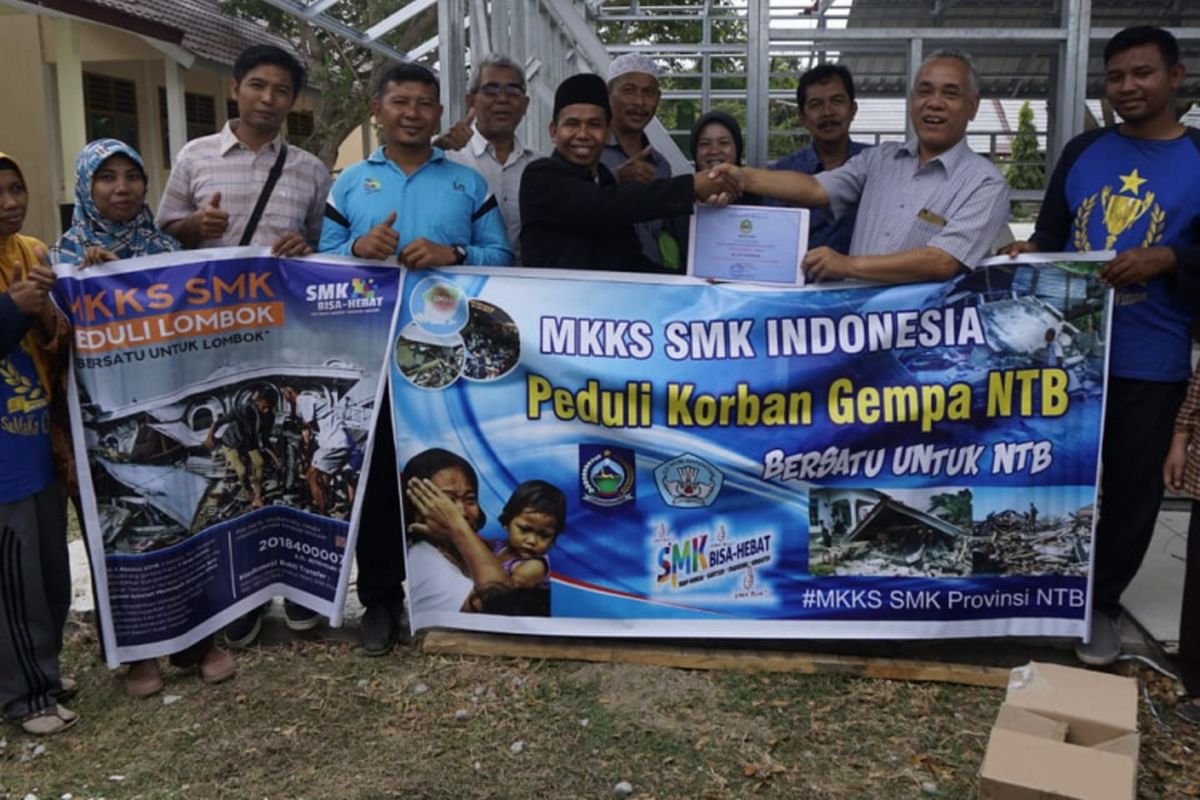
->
xmin=600 ymin=53 xmax=688 ymax=271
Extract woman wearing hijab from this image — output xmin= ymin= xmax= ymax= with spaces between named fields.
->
xmin=0 ymin=151 xmax=75 ymax=735
xmin=51 ymin=140 xmax=235 ymax=699
xmin=689 ymin=111 xmax=763 ymax=205
xmin=50 ymin=139 xmax=180 ymax=266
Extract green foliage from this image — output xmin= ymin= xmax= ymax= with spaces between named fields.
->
xmin=927 ymin=489 xmax=974 ymax=527
xmin=1006 ymin=101 xmax=1044 ymax=191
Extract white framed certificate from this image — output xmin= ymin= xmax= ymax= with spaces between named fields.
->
xmin=687 ymin=204 xmax=810 ymax=286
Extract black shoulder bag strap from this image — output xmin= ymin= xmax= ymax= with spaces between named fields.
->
xmin=239 ymin=142 xmax=288 ymax=246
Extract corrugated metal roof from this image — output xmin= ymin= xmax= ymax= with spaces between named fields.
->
xmin=837 ymin=0 xmax=1200 ymax=97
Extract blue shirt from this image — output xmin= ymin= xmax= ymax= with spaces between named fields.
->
xmin=1032 ymin=128 xmax=1200 ymax=382
xmin=319 ymin=146 xmax=513 ymax=266
xmin=767 ymin=140 xmax=870 ymax=254
xmin=0 ymin=299 xmax=54 ymax=503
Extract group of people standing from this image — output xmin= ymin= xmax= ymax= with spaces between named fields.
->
xmin=2 ymin=22 xmax=1199 ymax=735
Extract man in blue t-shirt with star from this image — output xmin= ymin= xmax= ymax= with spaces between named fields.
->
xmin=1002 ymin=25 xmax=1200 ymax=667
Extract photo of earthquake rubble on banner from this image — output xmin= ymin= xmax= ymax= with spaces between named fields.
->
xmin=54 ymin=250 xmax=400 ymax=666
xmin=391 ymin=254 xmax=1110 ymax=641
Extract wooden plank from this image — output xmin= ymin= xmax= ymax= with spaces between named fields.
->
xmin=420 ymin=630 xmax=1012 ymax=688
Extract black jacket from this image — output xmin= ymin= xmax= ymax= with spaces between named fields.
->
xmin=0 ymin=294 xmax=32 ymax=358
xmin=519 ymin=152 xmax=696 ymax=273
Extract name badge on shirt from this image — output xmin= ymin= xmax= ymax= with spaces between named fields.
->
xmin=917 ymin=208 xmax=948 ymax=227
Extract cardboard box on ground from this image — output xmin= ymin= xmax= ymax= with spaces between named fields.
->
xmin=979 ymin=662 xmax=1139 ymax=800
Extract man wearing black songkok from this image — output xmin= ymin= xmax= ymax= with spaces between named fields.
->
xmin=519 ymin=73 xmax=734 ymax=271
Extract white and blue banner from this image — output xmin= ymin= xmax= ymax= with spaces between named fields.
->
xmin=55 ymin=249 xmax=401 ymax=667
xmin=392 ymin=255 xmax=1110 ymax=639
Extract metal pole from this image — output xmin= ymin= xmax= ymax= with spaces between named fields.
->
xmin=1055 ymin=0 xmax=1091 ymax=163
xmin=746 ymin=0 xmax=769 ymax=166
xmin=468 ymin=0 xmax=492 ymax=58
xmin=906 ymin=38 xmax=923 ymax=142
xmin=701 ymin=0 xmax=712 ymax=113
xmin=438 ymin=0 xmax=467 ymax=124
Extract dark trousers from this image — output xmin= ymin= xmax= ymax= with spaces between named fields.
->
xmin=354 ymin=387 xmax=405 ymax=608
xmin=0 ymin=483 xmax=69 ymax=719
xmin=1093 ymin=377 xmax=1187 ymax=619
xmin=1183 ymin=503 xmax=1200 ymax=696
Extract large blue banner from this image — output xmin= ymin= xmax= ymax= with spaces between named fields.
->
xmin=55 ymin=249 xmax=401 ymax=666
xmin=391 ymin=255 xmax=1109 ymax=639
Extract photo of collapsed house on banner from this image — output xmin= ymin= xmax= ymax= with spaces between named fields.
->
xmin=392 ymin=253 xmax=1111 ymax=639
xmin=54 ymin=249 xmax=400 ymax=666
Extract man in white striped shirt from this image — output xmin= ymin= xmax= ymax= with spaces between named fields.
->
xmin=156 ymin=45 xmax=331 ymax=256
xmin=156 ymin=45 xmax=332 ymax=645
xmin=712 ymin=50 xmax=1009 ymax=284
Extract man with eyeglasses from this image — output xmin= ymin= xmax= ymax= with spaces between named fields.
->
xmin=437 ymin=54 xmax=538 ymax=263
xmin=600 ymin=54 xmax=689 ymax=271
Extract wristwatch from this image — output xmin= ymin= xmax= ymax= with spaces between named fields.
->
xmin=451 ymin=244 xmax=468 ymax=265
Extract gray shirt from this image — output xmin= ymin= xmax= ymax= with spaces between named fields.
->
xmin=445 ymin=125 xmax=538 ymax=263
xmin=815 ymin=138 xmax=1009 ymax=269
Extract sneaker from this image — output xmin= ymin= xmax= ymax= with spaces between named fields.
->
xmin=360 ymin=603 xmax=396 ymax=656
xmin=223 ymin=605 xmax=265 ymax=649
xmin=284 ymin=600 xmax=321 ymax=632
xmin=1074 ymin=612 xmax=1121 ymax=666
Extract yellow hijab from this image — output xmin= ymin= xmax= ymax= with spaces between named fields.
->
xmin=0 ymin=151 xmax=57 ymax=400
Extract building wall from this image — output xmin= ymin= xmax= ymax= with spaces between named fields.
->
xmin=0 ymin=12 xmax=55 ymax=243
xmin=1 ymin=8 xmax=348 ymax=244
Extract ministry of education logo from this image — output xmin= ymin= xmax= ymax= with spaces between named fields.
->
xmin=739 ymin=218 xmax=753 ymax=234
xmin=579 ymin=445 xmax=636 ymax=509
xmin=654 ymin=453 xmax=724 ymax=508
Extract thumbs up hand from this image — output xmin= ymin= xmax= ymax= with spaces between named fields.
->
xmin=615 ymin=145 xmax=657 ymax=184
xmin=351 ymin=210 xmax=401 ymax=260
xmin=198 ymin=191 xmax=230 ymax=240
xmin=433 ymin=108 xmax=476 ymax=152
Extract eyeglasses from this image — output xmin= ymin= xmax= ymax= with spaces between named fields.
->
xmin=477 ymin=82 xmax=526 ymax=98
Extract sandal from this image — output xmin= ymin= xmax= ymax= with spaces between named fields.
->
xmin=1177 ymin=698 xmax=1200 ymax=727
xmin=54 ymin=676 xmax=78 ymax=703
xmin=17 ymin=704 xmax=78 ymax=736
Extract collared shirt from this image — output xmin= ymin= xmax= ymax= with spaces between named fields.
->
xmin=156 ymin=121 xmax=332 ymax=248
xmin=444 ymin=125 xmax=538 ymax=263
xmin=600 ymin=133 xmax=686 ymax=268
xmin=767 ymin=140 xmax=870 ymax=254
xmin=319 ymin=146 xmax=512 ymax=267
xmin=815 ymin=138 xmax=1010 ymax=269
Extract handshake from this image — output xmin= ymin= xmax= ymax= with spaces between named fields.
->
xmin=693 ymin=163 xmax=744 ymax=207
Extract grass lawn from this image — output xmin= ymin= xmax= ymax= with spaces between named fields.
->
xmin=1 ymin=624 xmax=1196 ymax=799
